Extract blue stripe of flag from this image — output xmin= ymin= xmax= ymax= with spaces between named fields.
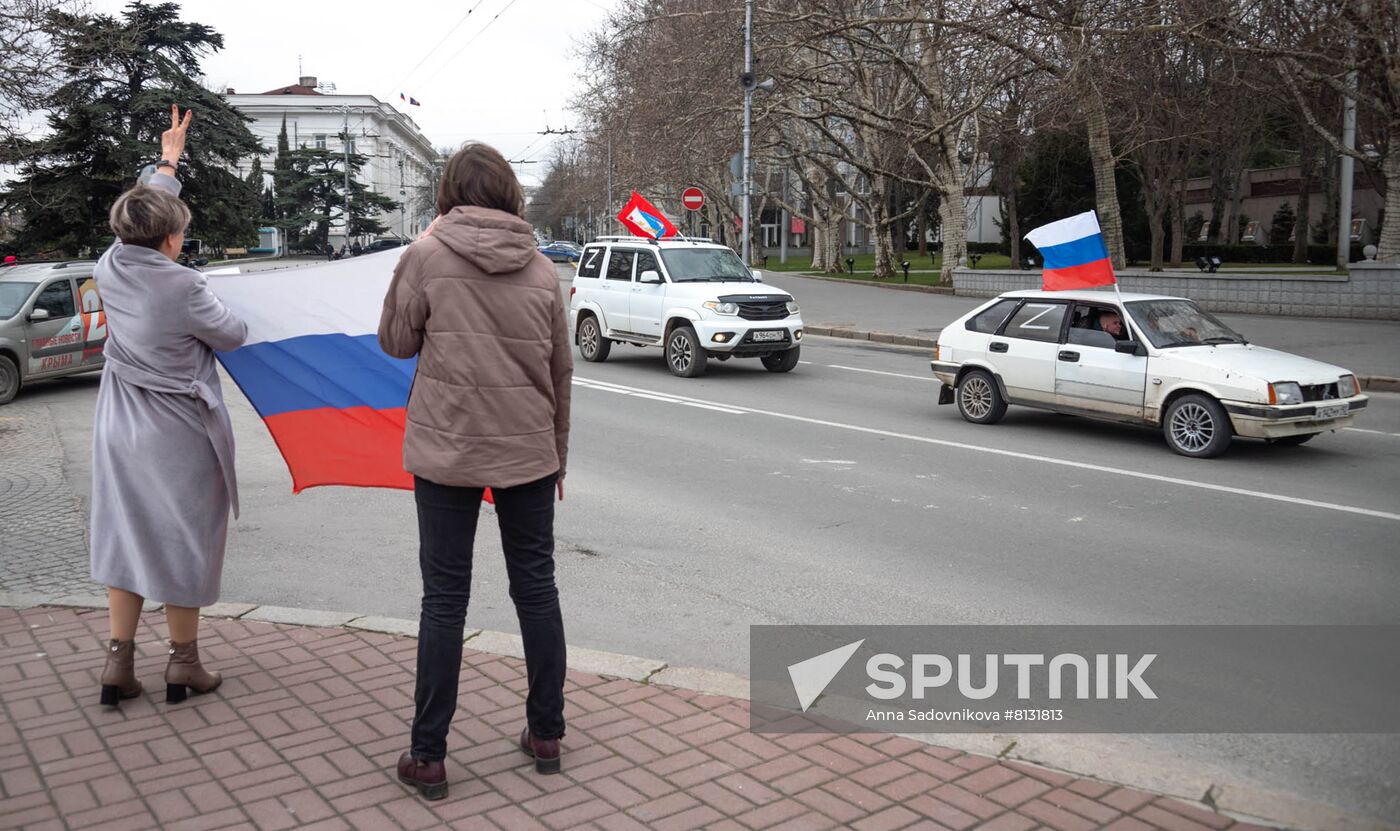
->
xmin=1036 ymin=234 xmax=1110 ymax=271
xmin=218 ymin=333 xmax=417 ymax=418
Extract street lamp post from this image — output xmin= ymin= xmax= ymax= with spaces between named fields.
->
xmin=741 ymin=0 xmax=753 ymax=266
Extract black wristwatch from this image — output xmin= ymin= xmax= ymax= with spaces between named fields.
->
xmin=154 ymin=159 xmax=176 ymax=171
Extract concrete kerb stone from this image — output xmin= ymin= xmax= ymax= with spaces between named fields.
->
xmin=1361 ymin=375 xmax=1400 ymax=393
xmin=649 ymin=665 xmax=750 ymax=699
xmin=47 ymin=593 xmax=162 ymax=612
xmin=346 ymin=615 xmax=423 ymax=638
xmin=200 ymin=602 xmax=258 ymax=619
xmin=241 ymin=605 xmax=359 ymax=627
xmin=781 ymin=271 xmax=955 ymax=295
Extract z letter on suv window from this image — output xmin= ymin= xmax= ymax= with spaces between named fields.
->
xmin=578 ymin=248 xmax=604 ymax=279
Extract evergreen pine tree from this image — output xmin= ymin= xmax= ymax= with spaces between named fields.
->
xmin=0 ymin=2 xmax=263 ymax=254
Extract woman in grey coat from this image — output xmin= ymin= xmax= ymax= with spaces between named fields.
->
xmin=89 ymin=106 xmax=248 ymax=708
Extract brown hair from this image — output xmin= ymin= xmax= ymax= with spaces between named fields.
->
xmin=109 ymin=183 xmax=190 ymax=249
xmin=437 ymin=142 xmax=525 ymax=218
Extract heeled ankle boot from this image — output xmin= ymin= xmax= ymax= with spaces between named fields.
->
xmin=519 ymin=727 xmax=562 ymax=774
xmin=99 ymin=639 xmax=142 ymax=709
xmin=164 ymin=639 xmax=222 ymax=704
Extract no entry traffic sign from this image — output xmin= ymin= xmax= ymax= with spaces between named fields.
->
xmin=682 ymin=187 xmax=705 ymax=211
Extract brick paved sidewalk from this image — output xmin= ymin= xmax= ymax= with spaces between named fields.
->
xmin=0 ymin=606 xmax=1270 ymax=831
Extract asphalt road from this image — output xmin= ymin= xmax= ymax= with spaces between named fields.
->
xmin=30 ymin=263 xmax=1400 ymax=826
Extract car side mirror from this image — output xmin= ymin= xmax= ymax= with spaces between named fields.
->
xmin=639 ymin=269 xmax=663 ymax=284
xmin=751 ymin=270 xmax=764 ymax=282
xmin=1115 ymin=340 xmax=1146 ymax=356
xmin=27 ymin=308 xmax=50 ymax=322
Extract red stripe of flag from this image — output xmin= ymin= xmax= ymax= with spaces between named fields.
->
xmin=1042 ymin=258 xmax=1116 ymax=291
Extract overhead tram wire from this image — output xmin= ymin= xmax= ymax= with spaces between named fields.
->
xmin=415 ymin=0 xmax=524 ymax=88
xmin=386 ymin=0 xmax=492 ymax=97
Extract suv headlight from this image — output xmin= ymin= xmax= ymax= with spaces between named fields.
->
xmin=703 ymin=301 xmax=739 ymax=315
xmin=785 ymin=300 xmax=800 ymax=314
xmin=1338 ymin=374 xmax=1360 ymax=397
xmin=1270 ymin=382 xmax=1303 ymax=405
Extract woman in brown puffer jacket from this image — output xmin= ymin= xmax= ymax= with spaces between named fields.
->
xmin=379 ymin=142 xmax=573 ymax=800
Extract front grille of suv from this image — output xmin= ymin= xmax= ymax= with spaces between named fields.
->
xmin=736 ymin=301 xmax=789 ymax=321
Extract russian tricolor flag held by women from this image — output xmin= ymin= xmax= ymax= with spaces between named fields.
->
xmin=1024 ymin=211 xmax=1117 ymax=291
xmin=207 ymin=250 xmax=487 ymax=503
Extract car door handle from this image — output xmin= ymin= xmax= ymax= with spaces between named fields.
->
xmin=989 ymin=342 xmax=1009 ymax=353
xmin=1058 ymin=350 xmax=1080 ymax=362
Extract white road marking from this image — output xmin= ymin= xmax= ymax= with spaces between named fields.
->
xmin=802 ymin=459 xmax=857 ymax=465
xmin=826 ymin=364 xmax=935 ymax=382
xmin=574 ymin=375 xmax=1400 ymax=523
xmin=1344 ymin=427 xmax=1400 ymax=438
xmin=573 ymin=378 xmax=744 ymax=415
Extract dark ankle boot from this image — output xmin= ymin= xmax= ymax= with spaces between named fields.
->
xmin=519 ymin=727 xmax=561 ymax=774
xmin=99 ymin=639 xmax=142 ymax=709
xmin=164 ymin=639 xmax=222 ymax=703
xmin=397 ymin=752 xmax=448 ymax=800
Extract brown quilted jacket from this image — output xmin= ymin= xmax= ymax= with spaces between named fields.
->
xmin=378 ymin=206 xmax=572 ymax=488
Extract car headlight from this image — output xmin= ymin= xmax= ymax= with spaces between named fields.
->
xmin=785 ymin=300 xmax=800 ymax=314
xmin=703 ymin=301 xmax=739 ymax=315
xmin=1338 ymin=374 xmax=1360 ymax=397
xmin=1270 ymin=382 xmax=1304 ymax=405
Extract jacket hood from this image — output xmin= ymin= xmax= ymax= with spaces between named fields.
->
xmin=430 ymin=206 xmax=538 ymax=274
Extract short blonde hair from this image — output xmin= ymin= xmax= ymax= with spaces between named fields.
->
xmin=109 ymin=183 xmax=191 ymax=249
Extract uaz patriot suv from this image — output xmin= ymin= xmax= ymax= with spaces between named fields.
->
xmin=569 ymin=236 xmax=804 ymax=377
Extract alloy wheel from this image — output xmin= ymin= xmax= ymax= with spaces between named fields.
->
xmin=580 ymin=320 xmax=599 ymax=358
xmin=668 ymin=333 xmax=693 ymax=373
xmin=961 ymin=376 xmax=993 ymax=419
xmin=1170 ymin=402 xmax=1215 ymax=453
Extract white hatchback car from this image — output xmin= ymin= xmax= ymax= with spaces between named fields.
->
xmin=931 ymin=290 xmax=1368 ymax=457
xmin=569 ymin=236 xmax=804 ymax=377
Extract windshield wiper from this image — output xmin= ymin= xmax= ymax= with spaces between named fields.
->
xmin=1202 ymin=336 xmax=1242 ymax=345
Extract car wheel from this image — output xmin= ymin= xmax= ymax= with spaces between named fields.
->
xmin=1268 ymin=433 xmax=1317 ymax=447
xmin=761 ymin=345 xmax=800 ymax=373
xmin=666 ymin=326 xmax=707 ymax=378
xmin=0 ymin=354 xmax=19 ymax=405
xmin=577 ymin=315 xmax=611 ymax=362
xmin=1163 ymin=394 xmax=1233 ymax=458
xmin=956 ymin=369 xmax=1007 ymax=424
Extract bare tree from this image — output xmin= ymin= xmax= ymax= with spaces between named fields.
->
xmin=0 ymin=0 xmax=83 ymax=144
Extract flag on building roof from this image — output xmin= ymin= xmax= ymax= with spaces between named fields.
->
xmin=400 ymin=92 xmax=406 ymax=101
xmin=409 ymin=97 xmax=420 ymax=106
xmin=617 ymin=191 xmax=678 ymax=240
xmin=1024 ymin=210 xmax=1116 ymax=291
xmin=206 ymin=251 xmax=488 ymax=502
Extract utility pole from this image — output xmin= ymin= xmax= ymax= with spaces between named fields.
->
xmin=741 ymin=0 xmax=754 ymax=265
xmin=1337 ymin=69 xmax=1357 ymax=270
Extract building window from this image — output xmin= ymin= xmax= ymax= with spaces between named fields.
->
xmin=314 ymin=134 xmax=327 ymax=150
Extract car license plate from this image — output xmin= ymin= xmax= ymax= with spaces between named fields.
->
xmin=752 ymin=330 xmax=785 ymax=342
xmin=1315 ymin=403 xmax=1348 ymax=420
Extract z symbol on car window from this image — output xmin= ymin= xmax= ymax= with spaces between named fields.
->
xmin=1018 ymin=304 xmax=1058 ymax=330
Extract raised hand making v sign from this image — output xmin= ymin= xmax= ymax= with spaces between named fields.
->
xmin=154 ymin=104 xmax=193 ymax=178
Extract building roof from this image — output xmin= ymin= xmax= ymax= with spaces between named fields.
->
xmin=260 ymin=84 xmax=322 ymax=96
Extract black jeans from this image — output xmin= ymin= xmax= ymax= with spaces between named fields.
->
xmin=410 ymin=473 xmax=566 ymax=762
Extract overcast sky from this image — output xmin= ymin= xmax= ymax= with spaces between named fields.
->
xmin=88 ymin=0 xmax=617 ymax=186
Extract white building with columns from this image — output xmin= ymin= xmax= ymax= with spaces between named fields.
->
xmin=224 ymin=77 xmax=441 ymax=249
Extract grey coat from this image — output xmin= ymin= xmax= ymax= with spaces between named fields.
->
xmin=88 ymin=175 xmax=248 ymax=607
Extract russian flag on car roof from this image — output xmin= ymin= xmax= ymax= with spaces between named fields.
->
xmin=206 ymin=251 xmax=419 ymax=493
xmin=1023 ymin=210 xmax=1116 ymax=291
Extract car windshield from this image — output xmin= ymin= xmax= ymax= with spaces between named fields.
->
xmin=1127 ymin=299 xmax=1246 ymax=348
xmin=0 ymin=282 xmax=38 ymax=320
xmin=660 ymin=248 xmax=753 ymax=282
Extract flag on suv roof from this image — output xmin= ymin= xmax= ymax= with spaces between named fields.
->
xmin=1024 ymin=211 xmax=1116 ymax=291
xmin=205 ymin=250 xmax=488 ymax=501
xmin=617 ymin=191 xmax=678 ymax=240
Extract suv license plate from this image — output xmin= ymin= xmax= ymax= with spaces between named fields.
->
xmin=752 ymin=330 xmax=785 ymax=342
xmin=1315 ymin=403 xmax=1348 ymax=420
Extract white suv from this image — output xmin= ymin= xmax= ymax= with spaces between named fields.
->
xmin=569 ymin=236 xmax=804 ymax=377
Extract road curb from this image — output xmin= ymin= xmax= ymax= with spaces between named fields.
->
xmin=10 ymin=593 xmax=1391 ymax=830
xmin=804 ymin=325 xmax=938 ymax=349
xmin=776 ymin=270 xmax=956 ymax=294
xmin=1360 ymin=375 xmax=1400 ymax=393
